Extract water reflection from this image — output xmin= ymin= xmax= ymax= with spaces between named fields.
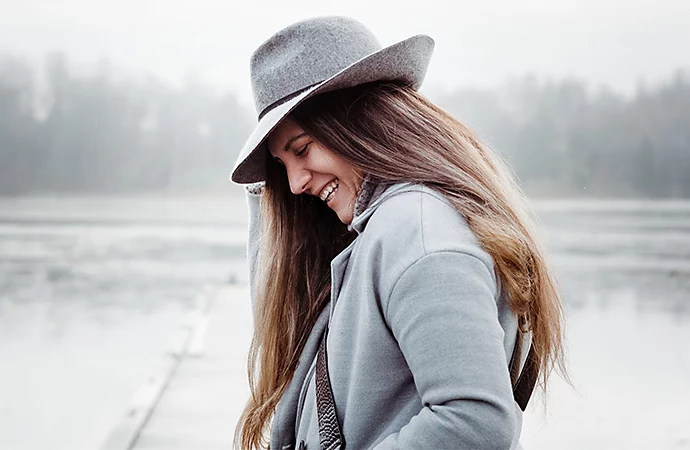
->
xmin=534 ymin=200 xmax=690 ymax=317
xmin=557 ymin=268 xmax=690 ymax=317
xmin=0 ymin=196 xmax=249 ymax=313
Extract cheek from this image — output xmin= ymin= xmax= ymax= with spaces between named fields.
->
xmin=310 ymin=145 xmax=343 ymax=170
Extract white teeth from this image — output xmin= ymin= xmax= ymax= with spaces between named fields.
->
xmin=319 ymin=180 xmax=339 ymax=202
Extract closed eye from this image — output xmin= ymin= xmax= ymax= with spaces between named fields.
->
xmin=295 ymin=143 xmax=309 ymax=157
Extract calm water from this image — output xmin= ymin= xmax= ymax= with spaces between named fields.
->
xmin=0 ymin=194 xmax=250 ymax=450
xmin=1 ymin=195 xmax=689 ymax=449
xmin=522 ymin=200 xmax=690 ymax=449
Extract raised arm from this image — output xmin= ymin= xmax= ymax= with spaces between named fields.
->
xmin=245 ymin=182 xmax=264 ymax=314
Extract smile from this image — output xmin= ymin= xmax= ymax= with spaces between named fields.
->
xmin=319 ymin=179 xmax=339 ymax=203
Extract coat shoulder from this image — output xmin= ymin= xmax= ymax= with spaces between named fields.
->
xmin=366 ymin=185 xmax=489 ymax=256
xmin=359 ymin=185 xmax=497 ymax=293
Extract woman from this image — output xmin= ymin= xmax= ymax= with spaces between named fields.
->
xmin=231 ymin=16 xmax=566 ymax=450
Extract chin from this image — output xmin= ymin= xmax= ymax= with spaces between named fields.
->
xmin=336 ymin=213 xmax=351 ymax=225
xmin=335 ymin=208 xmax=353 ymax=225
xmin=329 ymin=191 xmax=356 ymax=225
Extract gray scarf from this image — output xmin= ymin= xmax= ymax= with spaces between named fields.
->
xmin=350 ymin=174 xmax=392 ymax=229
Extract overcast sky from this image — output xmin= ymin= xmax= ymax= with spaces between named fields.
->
xmin=1 ymin=0 xmax=689 ymax=108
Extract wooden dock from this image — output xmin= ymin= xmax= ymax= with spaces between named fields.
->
xmin=100 ymin=284 xmax=253 ymax=450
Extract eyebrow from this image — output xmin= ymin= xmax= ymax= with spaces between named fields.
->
xmin=283 ymin=132 xmax=308 ymax=153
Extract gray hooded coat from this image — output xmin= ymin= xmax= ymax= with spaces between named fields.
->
xmin=245 ymin=181 xmax=525 ymax=450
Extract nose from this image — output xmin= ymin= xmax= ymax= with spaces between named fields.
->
xmin=286 ymin=164 xmax=311 ymax=195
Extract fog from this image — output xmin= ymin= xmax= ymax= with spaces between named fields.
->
xmin=1 ymin=0 xmax=689 ymax=197
xmin=1 ymin=54 xmax=688 ymax=197
xmin=2 ymin=0 xmax=689 ymax=102
xmin=1 ymin=3 xmax=689 ymax=450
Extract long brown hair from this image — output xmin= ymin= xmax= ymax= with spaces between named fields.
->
xmin=235 ymin=81 xmax=567 ymax=450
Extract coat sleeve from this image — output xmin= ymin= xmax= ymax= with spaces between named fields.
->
xmin=245 ymin=182 xmax=264 ymax=315
xmin=373 ymin=250 xmax=518 ymax=450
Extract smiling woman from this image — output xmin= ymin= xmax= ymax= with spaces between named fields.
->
xmin=267 ymin=118 xmax=364 ymax=224
xmin=231 ymin=16 xmax=567 ymax=450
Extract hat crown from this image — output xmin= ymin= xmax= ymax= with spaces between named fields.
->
xmin=250 ymin=16 xmax=382 ymax=117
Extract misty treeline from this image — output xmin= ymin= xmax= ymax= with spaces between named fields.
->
xmin=0 ymin=53 xmax=688 ymax=197
xmin=0 ymin=53 xmax=252 ymax=194
xmin=435 ymin=73 xmax=690 ymax=197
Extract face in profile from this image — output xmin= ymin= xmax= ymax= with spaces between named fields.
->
xmin=267 ymin=117 xmax=363 ymax=225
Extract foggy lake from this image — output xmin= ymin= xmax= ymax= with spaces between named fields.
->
xmin=0 ymin=194 xmax=688 ymax=450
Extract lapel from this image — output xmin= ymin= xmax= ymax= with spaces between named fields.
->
xmin=269 ymin=241 xmax=356 ymax=449
xmin=328 ymin=242 xmax=356 ymax=318
xmin=271 ymin=304 xmax=330 ymax=449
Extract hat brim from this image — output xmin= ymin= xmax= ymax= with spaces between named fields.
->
xmin=230 ymin=34 xmax=435 ymax=184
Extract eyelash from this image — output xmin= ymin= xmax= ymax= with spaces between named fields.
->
xmin=295 ymin=144 xmax=309 ymax=157
xmin=274 ymin=143 xmax=309 ymax=165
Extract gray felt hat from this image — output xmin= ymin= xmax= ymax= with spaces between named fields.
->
xmin=230 ymin=16 xmax=435 ymax=184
